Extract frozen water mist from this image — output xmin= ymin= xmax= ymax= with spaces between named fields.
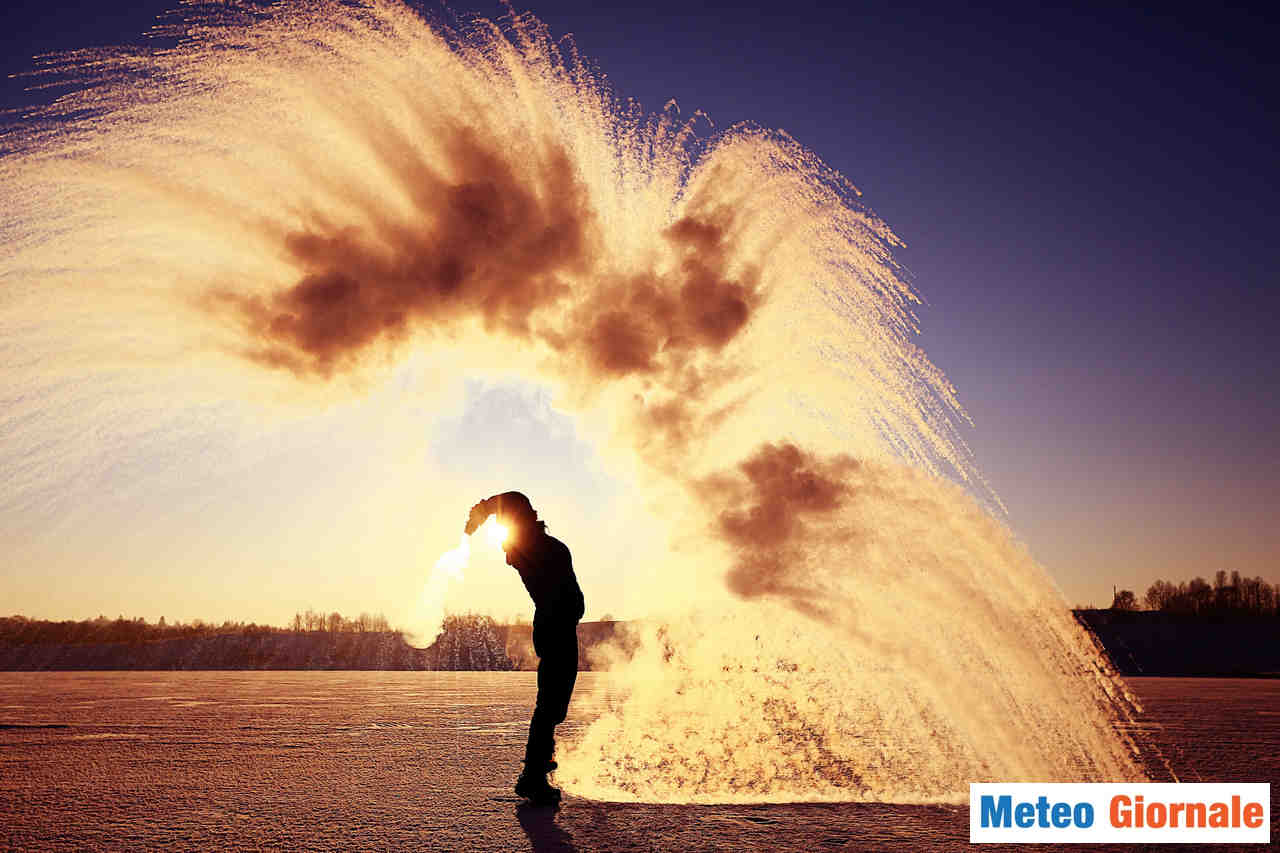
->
xmin=1 ymin=0 xmax=1146 ymax=802
xmin=560 ymin=457 xmax=1147 ymax=802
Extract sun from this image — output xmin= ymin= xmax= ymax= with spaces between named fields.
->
xmin=481 ymin=515 xmax=509 ymax=547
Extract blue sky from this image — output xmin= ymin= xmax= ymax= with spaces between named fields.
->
xmin=3 ymin=0 xmax=1276 ymax=611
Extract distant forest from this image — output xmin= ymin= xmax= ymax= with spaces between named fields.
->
xmin=1109 ymin=570 xmax=1278 ymax=619
xmin=2 ymin=600 xmax=1275 ymax=675
xmin=0 ymin=609 xmax=397 ymax=646
xmin=0 ymin=611 xmax=530 ymax=671
xmin=0 ymin=612 xmax=634 ymax=672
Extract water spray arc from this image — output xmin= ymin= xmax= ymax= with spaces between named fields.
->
xmin=424 ymin=515 xmax=508 ymax=635
xmin=0 ymin=0 xmax=1148 ymax=803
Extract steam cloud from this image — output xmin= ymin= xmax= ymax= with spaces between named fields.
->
xmin=701 ymin=443 xmax=858 ymax=615
xmin=203 ymin=116 xmax=762 ymax=457
xmin=1 ymin=0 xmax=1149 ymax=802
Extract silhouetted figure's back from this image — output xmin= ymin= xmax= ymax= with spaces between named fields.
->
xmin=464 ymin=491 xmax=583 ymax=805
xmin=507 ymin=529 xmax=585 ymax=629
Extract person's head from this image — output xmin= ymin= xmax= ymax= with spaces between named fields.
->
xmin=464 ymin=491 xmax=544 ymax=552
xmin=491 ymin=491 xmax=539 ymax=535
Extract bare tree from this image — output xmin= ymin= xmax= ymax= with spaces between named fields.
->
xmin=1110 ymin=589 xmax=1139 ymax=611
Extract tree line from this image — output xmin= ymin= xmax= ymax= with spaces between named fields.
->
xmin=288 ymin=609 xmax=392 ymax=633
xmin=429 ymin=613 xmax=514 ymax=670
xmin=1110 ymin=570 xmax=1278 ymax=618
xmin=0 ymin=610 xmax=396 ymax=646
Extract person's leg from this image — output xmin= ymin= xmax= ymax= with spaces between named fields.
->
xmin=523 ymin=655 xmax=557 ymax=772
xmin=540 ymin=628 xmax=578 ymax=764
xmin=522 ymin=624 xmax=579 ymax=773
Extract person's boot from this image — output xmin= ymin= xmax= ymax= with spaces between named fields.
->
xmin=515 ymin=764 xmax=562 ymax=805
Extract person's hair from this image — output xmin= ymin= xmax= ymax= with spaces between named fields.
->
xmin=495 ymin=491 xmax=543 ymax=531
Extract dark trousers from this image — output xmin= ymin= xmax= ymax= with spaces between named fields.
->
xmin=524 ymin=620 xmax=578 ymax=772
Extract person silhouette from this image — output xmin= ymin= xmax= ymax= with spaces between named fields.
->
xmin=465 ymin=491 xmax=585 ymax=805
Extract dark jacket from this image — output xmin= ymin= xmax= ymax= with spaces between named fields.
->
xmin=505 ymin=529 xmax=585 ymax=628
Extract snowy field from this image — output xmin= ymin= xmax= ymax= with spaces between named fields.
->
xmin=1 ymin=672 xmax=1276 ymax=851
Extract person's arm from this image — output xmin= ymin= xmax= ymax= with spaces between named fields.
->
xmin=463 ymin=496 xmax=497 ymax=534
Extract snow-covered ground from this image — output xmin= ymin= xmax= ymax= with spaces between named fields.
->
xmin=0 ymin=672 xmax=1275 ymax=850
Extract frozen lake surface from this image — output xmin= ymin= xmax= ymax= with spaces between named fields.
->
xmin=1 ymin=673 xmax=1276 ymax=850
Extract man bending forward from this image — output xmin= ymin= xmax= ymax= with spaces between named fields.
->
xmin=464 ymin=491 xmax=584 ymax=805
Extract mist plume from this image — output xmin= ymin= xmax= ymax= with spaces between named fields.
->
xmin=1 ymin=0 xmax=1148 ymax=802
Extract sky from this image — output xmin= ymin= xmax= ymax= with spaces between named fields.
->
xmin=1 ymin=0 xmax=1276 ymax=621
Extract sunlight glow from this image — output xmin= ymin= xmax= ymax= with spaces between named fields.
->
xmin=482 ymin=515 xmax=509 ymax=548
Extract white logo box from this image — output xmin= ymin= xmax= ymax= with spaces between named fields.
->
xmin=970 ymin=782 xmax=1271 ymax=844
